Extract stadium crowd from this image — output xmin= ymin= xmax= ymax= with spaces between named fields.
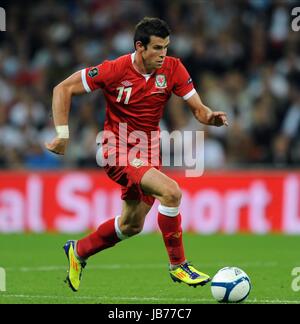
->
xmin=0 ymin=0 xmax=299 ymax=170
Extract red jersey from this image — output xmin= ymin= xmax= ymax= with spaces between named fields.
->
xmin=81 ymin=53 xmax=195 ymax=166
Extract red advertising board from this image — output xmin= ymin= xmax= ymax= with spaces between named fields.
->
xmin=0 ymin=170 xmax=299 ymax=233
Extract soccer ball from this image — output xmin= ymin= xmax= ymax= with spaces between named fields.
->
xmin=211 ymin=267 xmax=251 ymax=303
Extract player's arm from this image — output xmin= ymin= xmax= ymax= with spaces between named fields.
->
xmin=186 ymin=92 xmax=228 ymax=127
xmin=45 ymin=71 xmax=86 ymax=155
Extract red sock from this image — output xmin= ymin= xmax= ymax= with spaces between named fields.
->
xmin=158 ymin=212 xmax=186 ymax=265
xmin=77 ymin=218 xmax=121 ymax=259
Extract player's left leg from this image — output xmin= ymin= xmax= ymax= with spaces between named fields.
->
xmin=141 ymin=167 xmax=211 ymax=287
xmin=64 ymin=199 xmax=152 ymax=291
xmin=76 ymin=199 xmax=152 ymax=258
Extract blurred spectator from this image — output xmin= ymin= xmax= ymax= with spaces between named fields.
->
xmin=281 ymin=84 xmax=300 ymax=164
xmin=248 ymin=96 xmax=277 ymax=163
xmin=0 ymin=0 xmax=300 ymax=170
xmin=25 ymin=143 xmax=63 ymax=169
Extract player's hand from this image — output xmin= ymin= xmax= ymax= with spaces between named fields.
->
xmin=207 ymin=111 xmax=228 ymax=127
xmin=45 ymin=137 xmax=69 ymax=155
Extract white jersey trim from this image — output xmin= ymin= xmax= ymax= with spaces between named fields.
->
xmin=182 ymin=88 xmax=196 ymax=100
xmin=81 ymin=69 xmax=91 ymax=93
xmin=131 ymin=52 xmax=136 ymax=64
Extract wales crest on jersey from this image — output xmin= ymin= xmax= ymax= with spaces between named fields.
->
xmin=155 ymin=74 xmax=167 ymax=88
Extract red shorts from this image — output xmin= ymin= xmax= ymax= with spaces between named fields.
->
xmin=103 ymin=163 xmax=160 ymax=206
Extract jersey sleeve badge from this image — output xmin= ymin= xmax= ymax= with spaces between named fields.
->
xmin=88 ymin=67 xmax=99 ymax=78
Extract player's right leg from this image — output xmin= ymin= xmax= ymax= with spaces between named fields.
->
xmin=141 ymin=167 xmax=211 ymax=287
xmin=63 ymin=199 xmax=152 ymax=292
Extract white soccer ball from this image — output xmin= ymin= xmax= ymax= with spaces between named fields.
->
xmin=211 ymin=267 xmax=251 ymax=303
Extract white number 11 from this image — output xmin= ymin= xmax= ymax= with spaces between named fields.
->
xmin=116 ymin=86 xmax=132 ymax=104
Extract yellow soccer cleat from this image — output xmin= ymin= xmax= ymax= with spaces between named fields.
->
xmin=63 ymin=240 xmax=86 ymax=292
xmin=170 ymin=262 xmax=211 ymax=287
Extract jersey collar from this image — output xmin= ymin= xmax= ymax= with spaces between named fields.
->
xmin=130 ymin=52 xmax=154 ymax=81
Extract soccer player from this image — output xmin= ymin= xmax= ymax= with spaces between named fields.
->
xmin=45 ymin=17 xmax=228 ymax=292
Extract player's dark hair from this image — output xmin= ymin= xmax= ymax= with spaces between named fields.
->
xmin=134 ymin=17 xmax=171 ymax=50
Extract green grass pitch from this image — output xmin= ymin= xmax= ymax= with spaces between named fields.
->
xmin=0 ymin=233 xmax=299 ymax=304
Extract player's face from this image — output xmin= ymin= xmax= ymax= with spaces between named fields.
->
xmin=142 ymin=36 xmax=170 ymax=70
